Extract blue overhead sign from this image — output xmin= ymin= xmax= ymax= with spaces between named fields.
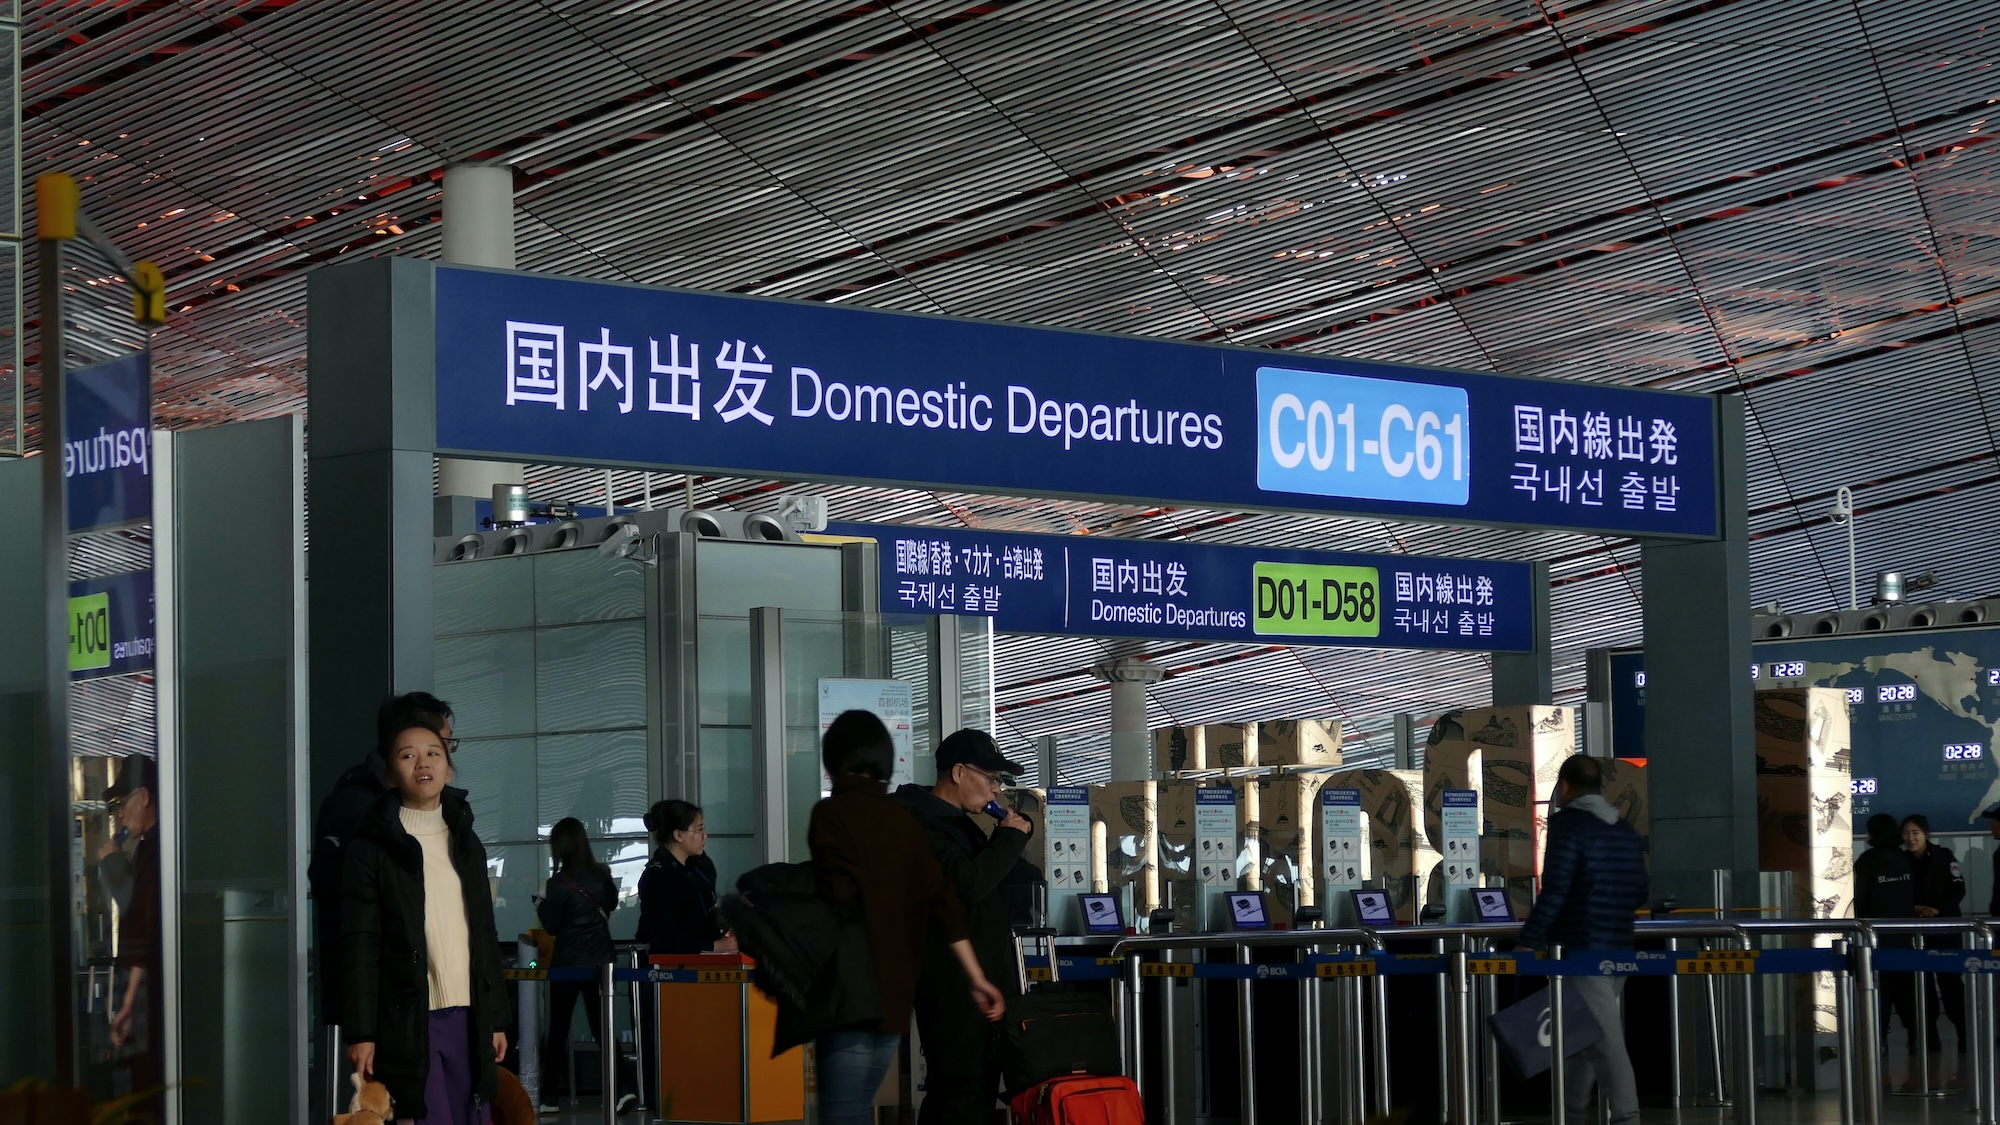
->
xmin=432 ymin=265 xmax=1719 ymax=538
xmin=826 ymin=521 xmax=1535 ymax=653
xmin=64 ymin=353 xmax=152 ymax=533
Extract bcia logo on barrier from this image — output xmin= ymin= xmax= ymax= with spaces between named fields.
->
xmin=1599 ymin=959 xmax=1639 ymax=975
xmin=1965 ymin=956 xmax=2000 ymax=975
xmin=1257 ymin=964 xmax=1284 ymax=979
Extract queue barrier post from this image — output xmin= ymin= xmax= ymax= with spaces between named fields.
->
xmin=1237 ymin=942 xmax=1259 ymax=1125
xmin=1733 ymin=934 xmax=1757 ymax=1125
xmin=1833 ymin=941 xmax=1854 ymax=1125
xmin=1667 ymin=936 xmax=1685 ymax=1117
xmin=1549 ymin=944 xmax=1567 ymax=1125
xmin=1855 ymin=936 xmax=1882 ymax=1125
xmin=1369 ymin=940 xmax=1392 ymax=1123
xmin=1124 ymin=948 xmax=1147 ymax=1109
xmin=601 ymin=962 xmax=618 ymax=1125
xmin=1296 ymin=943 xmax=1321 ymax=1125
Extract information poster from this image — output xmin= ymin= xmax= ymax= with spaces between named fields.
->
xmin=1441 ymin=789 xmax=1479 ymax=886
xmin=817 ymin=679 xmax=916 ymax=789
xmin=1320 ymin=788 xmax=1364 ymax=890
xmin=1043 ymin=786 xmax=1091 ymax=893
xmin=1195 ymin=787 xmax=1239 ymax=888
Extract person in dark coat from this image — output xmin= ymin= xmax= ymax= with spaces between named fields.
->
xmin=1855 ymin=812 xmax=1922 ymax=1090
xmin=343 ymin=715 xmax=510 ymax=1124
xmin=811 ymin=710 xmax=1005 ymax=1125
xmin=632 ymin=799 xmax=733 ymax=1111
xmin=1517 ymin=756 xmax=1648 ymax=1125
xmin=1904 ymin=813 xmax=1967 ymax=1088
xmin=635 ymin=800 xmax=734 ymax=956
xmin=312 ymin=693 xmax=453 ymax=1029
xmin=105 ymin=757 xmax=163 ymax=1122
xmin=1984 ymin=804 xmax=2000 ymax=915
xmin=893 ymin=729 xmax=1038 ymax=1121
xmin=534 ymin=817 xmax=630 ymax=1113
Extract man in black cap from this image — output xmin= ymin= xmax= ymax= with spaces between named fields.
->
xmin=1985 ymin=804 xmax=2000 ymax=915
xmin=104 ymin=755 xmax=163 ymax=1115
xmin=894 ymin=729 xmax=1039 ymax=1124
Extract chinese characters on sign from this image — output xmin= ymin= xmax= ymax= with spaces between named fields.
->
xmin=1509 ymin=404 xmax=1680 ymax=514
xmin=439 ymin=266 xmax=1720 ymax=539
xmin=833 ymin=522 xmax=1536 ymax=653
xmin=1389 ymin=570 xmax=1498 ymax=640
xmin=890 ymin=535 xmax=1042 ymax=616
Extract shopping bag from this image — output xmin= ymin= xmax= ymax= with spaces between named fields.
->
xmin=1486 ymin=983 xmax=1603 ymax=1080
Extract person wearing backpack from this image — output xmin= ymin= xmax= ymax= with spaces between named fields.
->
xmin=533 ymin=818 xmax=633 ymax=1115
xmin=811 ymin=710 xmax=1006 ymax=1125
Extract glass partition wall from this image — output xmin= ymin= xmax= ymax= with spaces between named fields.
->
xmin=433 ymin=529 xmax=998 ymax=939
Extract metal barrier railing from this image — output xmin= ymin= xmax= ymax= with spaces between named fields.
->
xmin=1093 ymin=917 xmax=2000 ymax=1125
xmin=500 ymin=918 xmax=2000 ymax=1125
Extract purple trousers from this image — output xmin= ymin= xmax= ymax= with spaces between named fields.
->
xmin=400 ymin=1007 xmax=491 ymax=1125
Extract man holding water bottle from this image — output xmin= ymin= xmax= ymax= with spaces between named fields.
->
xmin=896 ymin=729 xmax=1041 ymax=1124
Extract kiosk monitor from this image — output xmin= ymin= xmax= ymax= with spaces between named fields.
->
xmin=1350 ymin=889 xmax=1394 ymax=926
xmin=1226 ymin=892 xmax=1271 ymax=931
xmin=1473 ymin=888 xmax=1514 ymax=923
xmin=1078 ymin=893 xmax=1124 ymax=935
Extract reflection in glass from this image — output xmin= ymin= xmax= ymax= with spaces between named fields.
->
xmin=434 ymin=554 xmax=533 ymax=636
xmin=436 ymin=631 xmax=536 ymax=738
xmin=535 ymin=620 xmax=645 ymax=733
xmin=453 ymin=738 xmax=537 ymax=844
xmin=538 ymin=730 xmax=647 ymax=836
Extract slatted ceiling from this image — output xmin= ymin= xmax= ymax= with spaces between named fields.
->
xmin=18 ymin=2 xmax=2000 ymax=744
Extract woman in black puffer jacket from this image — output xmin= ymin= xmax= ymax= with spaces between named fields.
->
xmin=535 ymin=817 xmax=622 ymax=1107
xmin=342 ymin=717 xmax=509 ymax=1124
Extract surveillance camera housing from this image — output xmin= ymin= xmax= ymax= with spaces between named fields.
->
xmin=597 ymin=522 xmax=642 ymax=557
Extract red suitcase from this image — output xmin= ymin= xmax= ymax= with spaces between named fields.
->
xmin=1007 ymin=1074 xmax=1145 ymax=1125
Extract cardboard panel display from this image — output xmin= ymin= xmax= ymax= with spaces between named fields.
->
xmin=1204 ymin=723 xmax=1257 ymax=769
xmin=1258 ymin=719 xmax=1344 ymax=769
xmin=1321 ymin=768 xmax=1432 ymax=924
xmin=1755 ymin=687 xmax=1853 ymax=1035
xmin=1423 ymin=705 xmax=1576 ymax=917
xmin=1246 ymin=771 xmax=1325 ymax=925
xmin=1089 ymin=781 xmax=1159 ymax=910
xmin=1154 ymin=725 xmax=1206 ymax=773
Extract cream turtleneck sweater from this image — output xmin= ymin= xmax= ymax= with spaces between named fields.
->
xmin=399 ymin=805 xmax=473 ymax=1010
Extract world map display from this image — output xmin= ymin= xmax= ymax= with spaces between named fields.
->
xmin=1607 ymin=625 xmax=2000 ymax=832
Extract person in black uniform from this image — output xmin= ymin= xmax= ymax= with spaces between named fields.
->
xmin=633 ymin=800 xmax=734 ymax=1111
xmin=1903 ymin=813 xmax=1967 ymax=1089
xmin=893 ymin=729 xmax=1040 ymax=1124
xmin=1856 ymin=812 xmax=1922 ymax=1090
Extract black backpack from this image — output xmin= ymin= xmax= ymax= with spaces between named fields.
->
xmin=718 ymin=862 xmax=882 ymax=1053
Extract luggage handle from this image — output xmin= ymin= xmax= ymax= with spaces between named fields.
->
xmin=1012 ymin=925 xmax=1061 ymax=991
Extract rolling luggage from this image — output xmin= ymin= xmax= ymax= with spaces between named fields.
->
xmin=1008 ymin=1074 xmax=1145 ymax=1125
xmin=1002 ymin=929 xmax=1143 ymax=1123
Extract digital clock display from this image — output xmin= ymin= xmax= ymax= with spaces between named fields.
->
xmin=1769 ymin=661 xmax=1806 ymax=679
xmin=1878 ymin=684 xmax=1917 ymax=703
xmin=1634 ymin=671 xmax=1647 ymax=689
xmin=1749 ymin=663 xmax=1760 ymax=680
xmin=1852 ymin=777 xmax=1878 ymax=796
xmin=1989 ymin=669 xmax=2000 ymax=687
xmin=1945 ymin=743 xmax=1985 ymax=761
xmin=1846 ymin=688 xmax=1866 ymax=704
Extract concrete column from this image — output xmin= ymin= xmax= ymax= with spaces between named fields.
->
xmin=1641 ymin=394 xmax=1756 ymax=898
xmin=1036 ymin=735 xmax=1059 ymax=789
xmin=1090 ymin=656 xmax=1165 ymax=780
xmin=437 ymin=164 xmax=522 ymax=502
xmin=1490 ymin=560 xmax=1552 ymax=705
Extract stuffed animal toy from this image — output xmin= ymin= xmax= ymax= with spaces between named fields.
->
xmin=490 ymin=1066 xmax=536 ymax=1125
xmin=331 ymin=1072 xmax=393 ymax=1125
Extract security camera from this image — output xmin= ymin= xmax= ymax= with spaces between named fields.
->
xmin=598 ymin=523 xmax=643 ymax=558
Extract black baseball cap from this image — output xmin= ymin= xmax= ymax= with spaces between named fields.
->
xmin=936 ymin=729 xmax=1026 ymax=778
xmin=104 ymin=755 xmax=156 ymax=801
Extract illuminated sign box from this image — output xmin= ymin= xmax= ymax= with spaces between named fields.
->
xmin=432 ymin=265 xmax=1719 ymax=539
